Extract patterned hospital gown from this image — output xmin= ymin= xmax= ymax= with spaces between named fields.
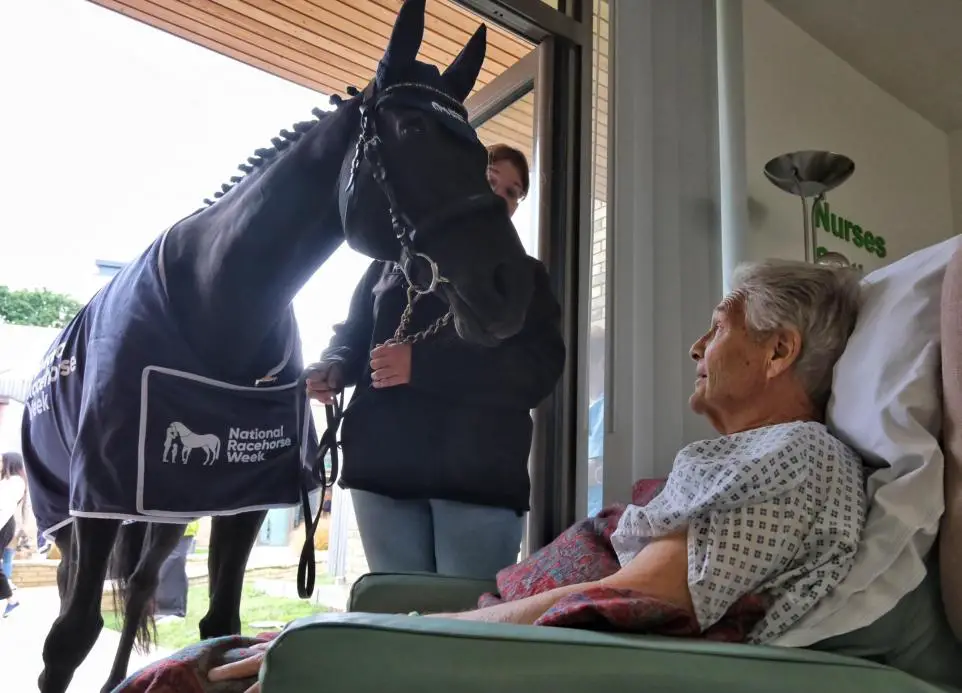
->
xmin=610 ymin=421 xmax=865 ymax=643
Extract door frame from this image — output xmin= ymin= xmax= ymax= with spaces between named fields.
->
xmin=458 ymin=0 xmax=595 ymax=551
xmin=464 ymin=49 xmax=538 ymax=123
xmin=458 ymin=0 xmax=587 ymax=45
xmin=464 ymin=38 xmax=556 ymax=556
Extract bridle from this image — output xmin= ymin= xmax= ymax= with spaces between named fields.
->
xmin=292 ymin=80 xmax=501 ymax=597
xmin=349 ymin=80 xmax=503 ymax=344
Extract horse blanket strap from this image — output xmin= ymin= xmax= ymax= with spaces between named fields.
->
xmin=293 ymin=368 xmax=344 ymax=599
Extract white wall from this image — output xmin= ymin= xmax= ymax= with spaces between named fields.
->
xmin=949 ymin=130 xmax=962 ymax=236
xmin=743 ymin=2 xmax=953 ymax=272
xmin=0 ymin=401 xmax=24 ymax=455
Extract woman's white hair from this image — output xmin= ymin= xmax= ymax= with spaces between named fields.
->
xmin=730 ymin=259 xmax=861 ymax=409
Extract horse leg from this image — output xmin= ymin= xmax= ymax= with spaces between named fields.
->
xmin=198 ymin=511 xmax=266 ymax=638
xmin=52 ymin=524 xmax=74 ymax=611
xmin=39 ymin=517 xmax=120 ymax=693
xmin=101 ymin=522 xmax=183 ymax=693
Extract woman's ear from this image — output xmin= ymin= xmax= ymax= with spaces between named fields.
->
xmin=767 ymin=327 xmax=802 ymax=378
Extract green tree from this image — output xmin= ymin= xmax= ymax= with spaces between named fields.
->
xmin=0 ymin=286 xmax=83 ymax=328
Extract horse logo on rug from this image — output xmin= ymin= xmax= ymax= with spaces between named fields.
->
xmin=163 ymin=421 xmax=221 ymax=466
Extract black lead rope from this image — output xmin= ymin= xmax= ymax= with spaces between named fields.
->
xmin=294 ymin=366 xmax=344 ymax=599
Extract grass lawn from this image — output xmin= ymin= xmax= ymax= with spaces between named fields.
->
xmin=103 ymin=581 xmax=333 ymax=651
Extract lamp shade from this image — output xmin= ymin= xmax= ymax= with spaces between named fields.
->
xmin=815 ymin=251 xmax=852 ymax=268
xmin=764 ymin=151 xmax=855 ymax=198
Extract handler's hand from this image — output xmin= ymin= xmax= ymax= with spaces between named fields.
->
xmin=305 ymin=362 xmax=343 ymax=404
xmin=370 ymin=343 xmax=412 ymax=388
xmin=207 ymin=641 xmax=270 ymax=693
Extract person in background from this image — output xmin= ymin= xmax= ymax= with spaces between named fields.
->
xmin=485 ymin=143 xmax=529 ymax=217
xmin=1 ymin=451 xmax=33 ymax=617
xmin=307 ymin=144 xmax=566 ymax=581
xmin=586 ymin=325 xmax=606 ymax=517
xmin=154 ymin=518 xmax=200 ymax=622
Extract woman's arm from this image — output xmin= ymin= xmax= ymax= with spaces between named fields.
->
xmin=408 ymin=262 xmax=566 ymax=409
xmin=319 ymin=261 xmax=383 ymax=387
xmin=207 ymin=641 xmax=271 ymax=693
xmin=430 ymin=531 xmax=692 ymax=625
xmin=19 ymin=488 xmax=37 ymax=551
xmin=433 ymin=487 xmax=811 ymax=629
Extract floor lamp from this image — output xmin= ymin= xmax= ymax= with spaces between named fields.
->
xmin=763 ymin=150 xmax=855 ymax=266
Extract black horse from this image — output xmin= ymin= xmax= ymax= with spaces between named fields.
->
xmin=20 ymin=1 xmax=533 ymax=691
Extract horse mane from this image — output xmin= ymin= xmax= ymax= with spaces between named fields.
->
xmin=200 ymin=88 xmax=359 ymax=208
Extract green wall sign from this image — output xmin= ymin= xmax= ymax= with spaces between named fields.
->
xmin=813 ymin=203 xmax=888 ymax=259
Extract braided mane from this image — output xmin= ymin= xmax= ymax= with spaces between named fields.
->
xmin=201 ymin=88 xmax=358 ymax=208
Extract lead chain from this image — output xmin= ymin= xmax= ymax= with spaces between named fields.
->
xmin=385 ymin=284 xmax=454 ymax=346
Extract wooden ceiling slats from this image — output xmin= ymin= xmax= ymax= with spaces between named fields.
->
xmin=478 ymin=121 xmax=530 ymax=150
xmin=223 ymin=0 xmax=517 ymax=89
xmin=99 ymin=0 xmax=356 ymax=92
xmin=218 ymin=0 xmax=388 ymax=72
xmin=88 ymin=0 xmax=608 ymax=202
xmin=149 ymin=0 xmax=374 ymax=83
xmin=357 ymin=0 xmax=529 ymax=70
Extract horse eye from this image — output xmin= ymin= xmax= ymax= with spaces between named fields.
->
xmin=398 ymin=113 xmax=427 ymax=136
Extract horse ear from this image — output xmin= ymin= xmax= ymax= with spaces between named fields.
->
xmin=442 ymin=24 xmax=487 ymax=102
xmin=383 ymin=0 xmax=426 ymax=71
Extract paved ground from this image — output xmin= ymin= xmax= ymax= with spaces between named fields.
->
xmin=1 ymin=546 xmax=350 ymax=692
xmin=0 ymin=585 xmax=171 ymax=693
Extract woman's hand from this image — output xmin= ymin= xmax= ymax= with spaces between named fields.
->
xmin=207 ymin=641 xmax=270 ymax=693
xmin=305 ymin=363 xmax=343 ymax=404
xmin=370 ymin=343 xmax=412 ymax=388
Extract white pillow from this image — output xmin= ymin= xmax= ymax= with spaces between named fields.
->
xmin=775 ymin=234 xmax=961 ymax=647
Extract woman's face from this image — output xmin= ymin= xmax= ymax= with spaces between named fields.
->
xmin=688 ymin=296 xmax=773 ymax=432
xmin=487 ymin=160 xmax=526 ymax=218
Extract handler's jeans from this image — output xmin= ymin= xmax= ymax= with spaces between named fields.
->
xmin=351 ymin=489 xmax=523 ymax=581
xmin=156 ymin=535 xmax=196 ymax=617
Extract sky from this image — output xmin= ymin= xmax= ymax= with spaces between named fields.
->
xmin=0 ymin=0 xmax=372 ymax=358
xmin=0 ymin=0 xmax=536 ymax=361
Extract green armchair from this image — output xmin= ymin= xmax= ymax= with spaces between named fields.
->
xmin=258 ymin=571 xmax=954 ymax=693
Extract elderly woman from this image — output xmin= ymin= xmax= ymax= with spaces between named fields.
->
xmin=428 ymin=260 xmax=865 ymax=640
xmin=117 ymin=260 xmax=865 ymax=691
xmin=414 ymin=259 xmax=865 ymax=642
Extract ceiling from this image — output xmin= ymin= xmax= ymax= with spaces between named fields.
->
xmin=767 ymin=0 xmax=962 ymax=132
xmin=90 ymin=0 xmax=534 ymax=98
xmin=88 ymin=0 xmax=538 ymax=158
xmin=87 ymin=0 xmax=609 ymax=200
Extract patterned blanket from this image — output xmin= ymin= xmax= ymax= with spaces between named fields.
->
xmin=114 ymin=480 xmax=770 ymax=692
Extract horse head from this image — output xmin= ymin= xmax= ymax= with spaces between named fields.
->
xmin=334 ymin=0 xmax=534 ymax=345
xmin=186 ymin=0 xmax=534 ymax=359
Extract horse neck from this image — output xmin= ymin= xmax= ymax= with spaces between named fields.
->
xmin=161 ymin=101 xmax=360 ymax=380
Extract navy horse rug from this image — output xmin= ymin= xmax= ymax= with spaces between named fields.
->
xmin=21 ymin=230 xmax=318 ymax=539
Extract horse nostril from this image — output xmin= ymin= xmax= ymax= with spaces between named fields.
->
xmin=492 ymin=262 xmax=512 ymax=300
xmin=491 ymin=258 xmax=534 ymax=305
